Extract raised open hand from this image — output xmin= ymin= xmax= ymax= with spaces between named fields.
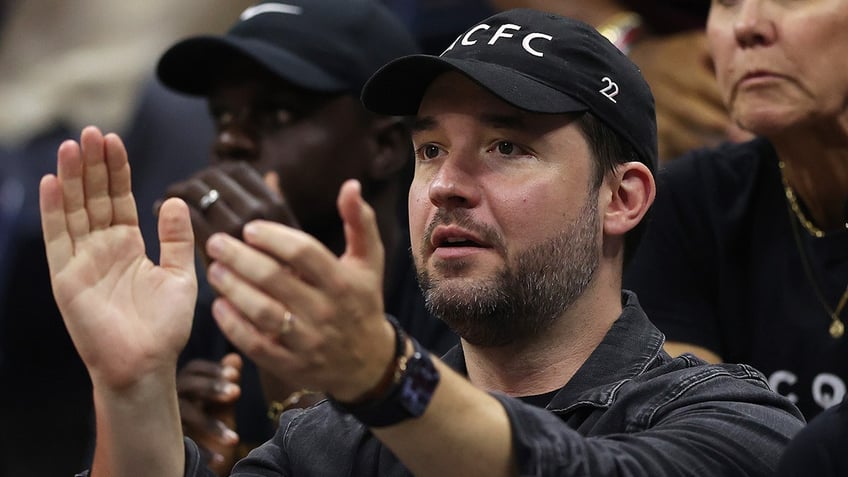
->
xmin=206 ymin=180 xmax=395 ymax=402
xmin=39 ymin=126 xmax=198 ymax=390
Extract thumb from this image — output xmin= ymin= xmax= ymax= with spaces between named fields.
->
xmin=338 ymin=179 xmax=384 ymax=273
xmin=158 ymin=197 xmax=196 ymax=278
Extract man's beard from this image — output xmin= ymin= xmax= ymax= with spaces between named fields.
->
xmin=415 ymin=193 xmax=600 ymax=347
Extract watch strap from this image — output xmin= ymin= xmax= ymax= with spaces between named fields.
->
xmin=329 ymin=334 xmax=439 ymax=428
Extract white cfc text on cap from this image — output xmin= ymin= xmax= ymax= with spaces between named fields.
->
xmin=441 ymin=23 xmax=553 ymax=58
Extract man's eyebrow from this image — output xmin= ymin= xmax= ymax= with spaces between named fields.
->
xmin=479 ymin=113 xmax=528 ymax=131
xmin=411 ymin=116 xmax=437 ymax=134
xmin=411 ymin=113 xmax=528 ymax=133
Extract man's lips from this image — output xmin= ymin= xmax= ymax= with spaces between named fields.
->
xmin=430 ymin=225 xmax=489 ymax=250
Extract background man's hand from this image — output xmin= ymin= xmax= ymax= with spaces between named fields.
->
xmin=177 ymin=354 xmax=243 ymax=476
xmin=162 ymin=162 xmax=298 ymax=265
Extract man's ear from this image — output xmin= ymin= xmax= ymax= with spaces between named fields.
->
xmin=367 ymin=116 xmax=411 ymax=180
xmin=602 ymin=161 xmax=655 ymax=236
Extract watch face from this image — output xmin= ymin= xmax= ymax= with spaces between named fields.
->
xmin=400 ymin=351 xmax=440 ymax=417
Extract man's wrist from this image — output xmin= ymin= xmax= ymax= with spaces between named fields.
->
xmin=340 ymin=315 xmax=409 ymax=405
xmin=327 ymin=317 xmax=440 ymax=428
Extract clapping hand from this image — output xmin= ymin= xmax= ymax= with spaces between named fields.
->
xmin=39 ymin=126 xmax=197 ymax=390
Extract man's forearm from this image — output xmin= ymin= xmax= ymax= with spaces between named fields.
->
xmin=371 ymin=359 xmax=516 ymax=477
xmin=89 ymin=372 xmax=185 ymax=477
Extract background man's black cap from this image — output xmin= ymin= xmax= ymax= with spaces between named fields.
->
xmin=157 ymin=0 xmax=419 ymax=96
xmin=362 ymin=9 xmax=657 ymax=173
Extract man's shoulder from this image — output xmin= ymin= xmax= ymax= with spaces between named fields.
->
xmin=639 ymin=353 xmax=771 ymax=389
xmin=615 ymin=354 xmax=794 ymax=422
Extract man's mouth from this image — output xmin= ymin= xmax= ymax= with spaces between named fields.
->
xmin=438 ymin=236 xmax=481 ymax=247
xmin=431 ymin=227 xmax=488 ymax=250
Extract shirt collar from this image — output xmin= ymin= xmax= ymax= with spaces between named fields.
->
xmin=440 ymin=291 xmax=667 ymax=410
xmin=547 ymin=290 xmax=666 ymax=410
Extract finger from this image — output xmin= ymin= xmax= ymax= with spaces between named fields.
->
xmin=240 ymin=219 xmax=339 ymax=287
xmin=338 ymin=179 xmax=384 ymax=274
xmin=179 ymin=398 xmax=211 ymax=433
xmin=207 ymin=261 xmax=287 ymax=334
xmin=103 ymin=133 xmax=138 ymax=227
xmin=208 ymin=228 xmax=328 ymax=314
xmin=80 ymin=126 xmax=113 ymax=230
xmin=187 ymin=205 xmax=215 ymax=252
xmin=185 ymin=178 xmax=246 ymax=239
xmin=163 ymin=179 xmax=215 ymax=249
xmin=207 ymin=260 xmax=319 ymax=343
xmin=39 ymin=173 xmax=73 ymax=275
xmin=212 ymin=298 xmax=301 ymax=371
xmin=220 ymin=352 xmax=243 ymax=377
xmin=261 ymin=168 xmax=282 ymax=198
xmin=176 ymin=370 xmax=240 ymax=403
xmin=157 ymin=198 xmax=196 ymax=280
xmin=179 ymin=358 xmax=229 ymax=378
xmin=205 ymin=176 xmax=261 ymax=220
xmin=178 ymin=399 xmax=239 ymax=446
xmin=230 ymin=163 xmax=301 ymax=229
xmin=56 ymin=137 xmax=89 ymax=239
xmin=200 ymin=166 xmax=267 ymax=222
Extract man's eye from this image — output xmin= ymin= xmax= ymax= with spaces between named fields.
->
xmin=496 ymin=141 xmax=515 ymax=155
xmin=420 ymin=144 xmax=441 ymax=159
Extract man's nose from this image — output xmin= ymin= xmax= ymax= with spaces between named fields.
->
xmin=213 ymin=117 xmax=259 ymax=162
xmin=427 ymin=152 xmax=482 ymax=210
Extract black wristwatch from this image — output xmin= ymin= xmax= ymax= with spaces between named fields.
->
xmin=329 ymin=320 xmax=440 ymax=428
xmin=393 ymin=344 xmax=440 ymax=419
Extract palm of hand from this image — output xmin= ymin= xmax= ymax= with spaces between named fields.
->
xmin=41 ymin=127 xmax=198 ymax=391
xmin=54 ymin=225 xmax=197 ymax=389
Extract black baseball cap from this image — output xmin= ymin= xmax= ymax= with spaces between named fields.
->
xmin=362 ymin=8 xmax=657 ymax=173
xmin=157 ymin=0 xmax=419 ymax=96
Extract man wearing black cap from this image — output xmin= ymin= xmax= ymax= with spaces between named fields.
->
xmin=42 ymin=8 xmax=803 ymax=477
xmin=153 ymin=1 xmax=455 ymax=472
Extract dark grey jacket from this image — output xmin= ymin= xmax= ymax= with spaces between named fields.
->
xmin=182 ymin=291 xmax=805 ymax=476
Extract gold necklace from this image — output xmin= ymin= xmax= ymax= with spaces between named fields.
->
xmin=779 ymin=161 xmax=825 ymax=238
xmin=779 ymin=161 xmax=845 ymax=338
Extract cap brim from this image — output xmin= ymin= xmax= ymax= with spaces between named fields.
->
xmin=157 ymin=36 xmax=348 ymax=96
xmin=362 ymin=55 xmax=588 ymax=116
